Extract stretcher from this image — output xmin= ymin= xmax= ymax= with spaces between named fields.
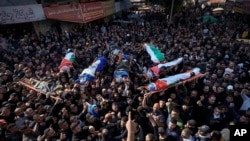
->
xmin=18 ymin=78 xmax=59 ymax=100
xmin=139 ymin=72 xmax=205 ymax=95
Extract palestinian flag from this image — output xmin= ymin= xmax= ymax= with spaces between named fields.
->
xmin=146 ymin=68 xmax=201 ymax=91
xmin=58 ymin=52 xmax=75 ymax=71
xmin=149 ymin=57 xmax=183 ymax=77
xmin=77 ymin=57 xmax=107 ymax=84
xmin=144 ymin=43 xmax=165 ymax=63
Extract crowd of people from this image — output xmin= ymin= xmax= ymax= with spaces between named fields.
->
xmin=0 ymin=4 xmax=250 ymax=141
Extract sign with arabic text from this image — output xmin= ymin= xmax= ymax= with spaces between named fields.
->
xmin=44 ymin=4 xmax=84 ymax=23
xmin=0 ymin=4 xmax=45 ymax=24
xmin=80 ymin=2 xmax=104 ymax=23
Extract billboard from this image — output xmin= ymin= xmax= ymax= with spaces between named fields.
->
xmin=0 ymin=4 xmax=45 ymax=24
xmin=80 ymin=2 xmax=104 ymax=23
xmin=44 ymin=4 xmax=84 ymax=23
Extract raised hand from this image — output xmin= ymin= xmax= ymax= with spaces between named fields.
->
xmin=126 ymin=111 xmax=137 ymax=134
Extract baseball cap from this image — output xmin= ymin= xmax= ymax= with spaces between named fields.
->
xmin=198 ymin=125 xmax=210 ymax=133
xmin=186 ymin=119 xmax=197 ymax=127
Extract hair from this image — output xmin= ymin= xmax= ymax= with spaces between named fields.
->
xmin=70 ymin=122 xmax=78 ymax=130
xmin=19 ymin=125 xmax=29 ymax=132
xmin=181 ymin=128 xmax=192 ymax=137
xmin=58 ymin=119 xmax=66 ymax=125
xmin=43 ymin=128 xmax=50 ymax=137
xmin=7 ymin=123 xmax=16 ymax=130
xmin=211 ymin=130 xmax=222 ymax=141
xmin=146 ymin=133 xmax=156 ymax=141
xmin=17 ymin=101 xmax=24 ymax=107
xmin=171 ymin=108 xmax=180 ymax=114
xmin=121 ymin=116 xmax=128 ymax=122
xmin=170 ymin=118 xmax=178 ymax=125
xmin=112 ymin=102 xmax=118 ymax=106
xmin=101 ymin=128 xmax=110 ymax=139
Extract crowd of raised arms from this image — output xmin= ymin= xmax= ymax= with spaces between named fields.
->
xmin=0 ymin=4 xmax=249 ymax=141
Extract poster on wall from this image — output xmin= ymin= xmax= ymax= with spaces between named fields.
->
xmin=44 ymin=4 xmax=84 ymax=23
xmin=80 ymin=2 xmax=104 ymax=23
xmin=0 ymin=4 xmax=45 ymax=24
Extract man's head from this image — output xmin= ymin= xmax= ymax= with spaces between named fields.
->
xmin=70 ymin=122 xmax=82 ymax=134
xmin=7 ymin=123 xmax=19 ymax=133
xmin=153 ymin=103 xmax=160 ymax=112
xmin=120 ymin=116 xmax=128 ymax=128
xmin=44 ymin=127 xmax=56 ymax=138
xmin=15 ymin=108 xmax=24 ymax=117
xmin=25 ymin=108 xmax=34 ymax=118
xmin=208 ymin=95 xmax=216 ymax=105
xmin=181 ymin=128 xmax=192 ymax=139
xmin=185 ymin=119 xmax=197 ymax=129
xmin=86 ymin=113 xmax=95 ymax=123
xmin=170 ymin=108 xmax=180 ymax=119
xmin=19 ymin=125 xmax=32 ymax=135
xmin=112 ymin=102 xmax=119 ymax=111
xmin=101 ymin=128 xmax=110 ymax=139
xmin=168 ymin=119 xmax=177 ymax=130
xmin=159 ymin=100 xmax=166 ymax=108
xmin=239 ymin=114 xmax=250 ymax=124
xmin=158 ymin=127 xmax=166 ymax=136
xmin=58 ymin=119 xmax=69 ymax=131
xmin=1 ymin=107 xmax=11 ymax=117
xmin=145 ymin=133 xmax=156 ymax=141
xmin=203 ymin=85 xmax=210 ymax=93
xmin=213 ymin=106 xmax=222 ymax=116
xmin=198 ymin=125 xmax=210 ymax=136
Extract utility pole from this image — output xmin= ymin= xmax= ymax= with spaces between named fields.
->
xmin=169 ymin=0 xmax=175 ymax=24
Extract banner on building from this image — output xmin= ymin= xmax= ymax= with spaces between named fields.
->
xmin=0 ymin=4 xmax=45 ymax=24
xmin=102 ymin=0 xmax=115 ymax=17
xmin=44 ymin=4 xmax=84 ymax=23
xmin=208 ymin=0 xmax=226 ymax=4
xmin=80 ymin=2 xmax=104 ymax=23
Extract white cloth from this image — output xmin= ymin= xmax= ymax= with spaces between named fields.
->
xmin=158 ymin=57 xmax=183 ymax=68
xmin=160 ymin=68 xmax=200 ymax=86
